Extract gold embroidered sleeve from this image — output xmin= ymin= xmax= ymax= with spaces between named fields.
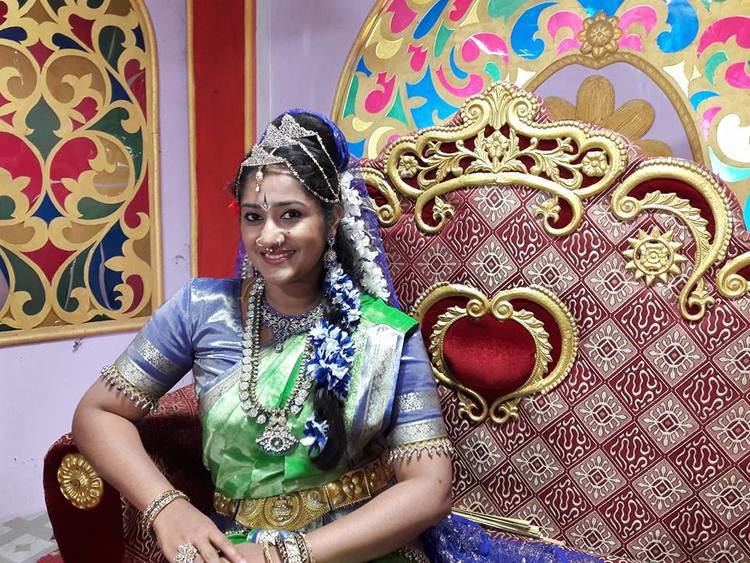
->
xmin=100 ymin=363 xmax=160 ymax=412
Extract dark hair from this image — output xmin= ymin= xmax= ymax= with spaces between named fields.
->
xmin=234 ymin=112 xmax=356 ymax=470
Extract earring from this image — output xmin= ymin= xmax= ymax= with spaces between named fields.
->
xmin=323 ymin=236 xmax=337 ymax=269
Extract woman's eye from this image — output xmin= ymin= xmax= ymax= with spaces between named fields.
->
xmin=281 ymin=209 xmax=302 ymax=220
xmin=243 ymin=212 xmax=262 ymax=222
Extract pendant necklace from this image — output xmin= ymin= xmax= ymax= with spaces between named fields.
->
xmin=239 ymin=278 xmax=319 ymax=455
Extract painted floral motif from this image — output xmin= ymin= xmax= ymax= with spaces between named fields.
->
xmin=578 ymin=13 xmax=622 ymax=58
xmin=544 ymin=76 xmax=672 ymax=157
xmin=0 ymin=0 xmax=159 ymax=344
xmin=334 ymin=0 xmax=750 ymax=224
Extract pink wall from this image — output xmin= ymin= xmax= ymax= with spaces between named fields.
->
xmin=255 ymin=1 xmax=372 ymax=131
xmin=0 ymin=0 xmax=191 ymax=519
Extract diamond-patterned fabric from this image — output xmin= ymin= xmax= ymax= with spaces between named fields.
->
xmin=382 ymin=179 xmax=750 ymax=560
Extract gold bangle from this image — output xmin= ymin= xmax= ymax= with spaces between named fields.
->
xmin=140 ymin=489 xmax=189 ymax=532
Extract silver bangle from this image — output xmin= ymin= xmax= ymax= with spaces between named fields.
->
xmin=140 ymin=489 xmax=189 ymax=532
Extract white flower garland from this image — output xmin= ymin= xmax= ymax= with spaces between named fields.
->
xmin=338 ymin=171 xmax=390 ymax=301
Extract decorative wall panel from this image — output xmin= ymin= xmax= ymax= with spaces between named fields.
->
xmin=0 ymin=0 xmax=161 ymax=345
xmin=333 ymin=0 xmax=750 ymax=225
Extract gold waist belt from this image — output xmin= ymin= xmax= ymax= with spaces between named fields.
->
xmin=213 ymin=457 xmax=394 ymax=530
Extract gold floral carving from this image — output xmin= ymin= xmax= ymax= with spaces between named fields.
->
xmin=624 ymin=227 xmax=687 ymax=286
xmin=525 ymin=52 xmax=705 ymax=164
xmin=578 ymin=13 xmax=621 ymax=59
xmin=57 ymin=453 xmax=103 ymax=510
xmin=361 ymin=82 xmax=628 ymax=235
xmin=717 ymin=252 xmax=750 ymax=300
xmin=411 ymin=283 xmax=578 ymax=424
xmin=611 ymin=158 xmax=732 ymax=321
xmin=545 ymin=75 xmax=672 ymax=158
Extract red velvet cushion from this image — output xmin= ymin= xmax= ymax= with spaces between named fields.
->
xmin=43 ymin=386 xmax=210 ymax=563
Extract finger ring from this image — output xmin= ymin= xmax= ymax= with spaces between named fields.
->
xmin=175 ymin=542 xmax=198 ymax=563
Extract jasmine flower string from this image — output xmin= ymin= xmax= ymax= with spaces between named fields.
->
xmin=302 ymin=259 xmax=361 ymax=455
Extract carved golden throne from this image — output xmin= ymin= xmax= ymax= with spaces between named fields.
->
xmin=360 ymin=81 xmax=750 ymax=562
xmin=44 ymin=82 xmax=750 ymax=562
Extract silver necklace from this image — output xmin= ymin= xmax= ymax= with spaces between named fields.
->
xmin=239 ymin=278 xmax=316 ymax=455
xmin=260 ymin=299 xmax=324 ymax=353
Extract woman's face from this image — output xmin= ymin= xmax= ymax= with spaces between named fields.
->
xmin=240 ymin=169 xmax=338 ymax=293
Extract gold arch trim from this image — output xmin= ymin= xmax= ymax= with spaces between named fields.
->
xmin=57 ymin=453 xmax=103 ymax=510
xmin=362 ymin=82 xmax=629 ymax=236
xmin=411 ymin=283 xmax=578 ymax=425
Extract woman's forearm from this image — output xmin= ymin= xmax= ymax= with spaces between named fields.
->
xmin=305 ymin=459 xmax=452 ymax=563
xmin=72 ymin=402 xmax=174 ymax=511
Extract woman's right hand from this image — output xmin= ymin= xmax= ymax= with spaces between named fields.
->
xmin=152 ymin=498 xmax=247 ymax=563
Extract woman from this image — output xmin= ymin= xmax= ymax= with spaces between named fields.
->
xmin=72 ymin=111 xmax=454 ymax=563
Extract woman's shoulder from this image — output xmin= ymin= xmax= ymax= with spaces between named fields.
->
xmin=189 ymin=277 xmax=241 ymax=294
xmin=171 ymin=277 xmax=240 ymax=307
xmin=359 ymin=293 xmax=417 ymax=334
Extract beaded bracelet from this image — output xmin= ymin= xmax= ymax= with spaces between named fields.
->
xmin=140 ymin=489 xmax=189 ymax=532
xmin=279 ymin=536 xmax=303 ymax=563
xmin=296 ymin=532 xmax=316 ymax=563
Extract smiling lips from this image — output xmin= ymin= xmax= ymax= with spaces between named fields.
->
xmin=260 ymin=250 xmax=295 ymax=265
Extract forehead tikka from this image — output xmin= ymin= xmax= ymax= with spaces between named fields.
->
xmin=240 ymin=114 xmax=340 ymax=203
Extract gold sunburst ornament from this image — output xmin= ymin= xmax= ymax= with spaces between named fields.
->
xmin=578 ymin=13 xmax=622 ymax=59
xmin=57 ymin=453 xmax=103 ymax=510
xmin=624 ymin=227 xmax=687 ymax=286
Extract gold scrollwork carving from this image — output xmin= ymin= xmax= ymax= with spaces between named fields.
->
xmin=361 ymin=82 xmax=628 ymax=236
xmin=611 ymin=158 xmax=732 ymax=321
xmin=358 ymin=166 xmax=402 ymax=227
xmin=411 ymin=283 xmax=578 ymax=424
xmin=717 ymin=252 xmax=750 ymax=300
xmin=57 ymin=453 xmax=103 ymax=510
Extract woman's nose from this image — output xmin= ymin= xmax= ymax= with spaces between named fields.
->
xmin=256 ymin=219 xmax=281 ymax=248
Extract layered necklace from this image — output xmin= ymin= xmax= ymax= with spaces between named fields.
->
xmin=239 ymin=278 xmax=323 ymax=455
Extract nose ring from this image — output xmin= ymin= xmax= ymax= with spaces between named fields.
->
xmin=256 ymin=234 xmax=285 ymax=251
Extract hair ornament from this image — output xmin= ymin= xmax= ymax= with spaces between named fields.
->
xmin=240 ymin=114 xmax=341 ymax=203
